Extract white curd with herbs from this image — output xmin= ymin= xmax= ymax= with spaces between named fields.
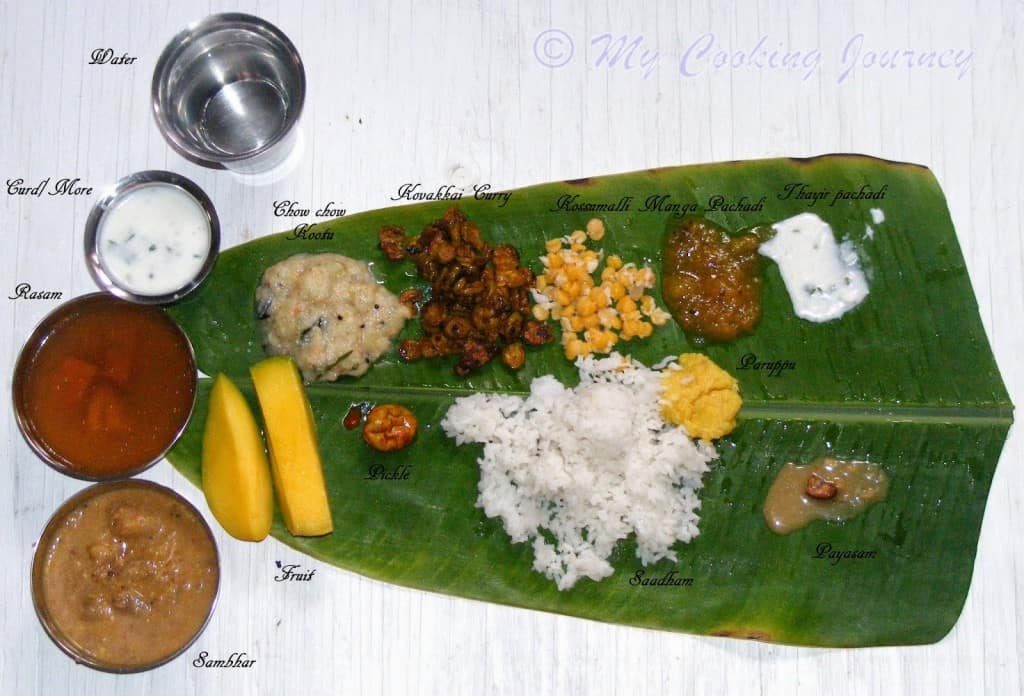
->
xmin=759 ymin=212 xmax=869 ymax=322
xmin=98 ymin=184 xmax=211 ymax=296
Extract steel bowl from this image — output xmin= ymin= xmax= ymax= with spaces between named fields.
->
xmin=83 ymin=170 xmax=220 ymax=305
xmin=152 ymin=13 xmax=306 ymax=174
xmin=12 ymin=293 xmax=198 ymax=482
xmin=32 ymin=479 xmax=220 ymax=672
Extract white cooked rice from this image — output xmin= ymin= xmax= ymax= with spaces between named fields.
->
xmin=441 ymin=352 xmax=717 ymax=590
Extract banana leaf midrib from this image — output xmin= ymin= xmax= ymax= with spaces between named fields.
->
xmin=275 ymin=379 xmax=1015 ymax=425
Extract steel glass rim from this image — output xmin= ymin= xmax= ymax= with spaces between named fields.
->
xmin=151 ymin=12 xmax=306 ymax=166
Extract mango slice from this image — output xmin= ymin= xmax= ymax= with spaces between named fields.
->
xmin=249 ymin=356 xmax=333 ymax=537
xmin=202 ymin=374 xmax=274 ymax=541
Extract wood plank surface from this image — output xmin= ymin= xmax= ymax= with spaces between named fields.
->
xmin=1 ymin=1 xmax=1020 ymax=694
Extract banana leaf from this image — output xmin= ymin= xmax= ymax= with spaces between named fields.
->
xmin=166 ymin=155 xmax=1013 ymax=647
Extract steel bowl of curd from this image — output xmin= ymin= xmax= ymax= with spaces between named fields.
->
xmin=84 ymin=170 xmax=220 ymax=305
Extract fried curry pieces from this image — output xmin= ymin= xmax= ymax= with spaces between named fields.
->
xmin=380 ymin=207 xmax=553 ymax=375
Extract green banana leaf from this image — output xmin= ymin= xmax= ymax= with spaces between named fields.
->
xmin=166 ymin=155 xmax=1013 ymax=647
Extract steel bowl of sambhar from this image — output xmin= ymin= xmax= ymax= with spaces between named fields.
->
xmin=31 ymin=479 xmax=220 ymax=672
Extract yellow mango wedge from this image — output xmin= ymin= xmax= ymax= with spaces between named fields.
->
xmin=202 ymin=374 xmax=274 ymax=541
xmin=249 ymin=356 xmax=334 ymax=537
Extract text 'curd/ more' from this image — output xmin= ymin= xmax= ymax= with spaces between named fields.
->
xmin=97 ymin=183 xmax=211 ymax=297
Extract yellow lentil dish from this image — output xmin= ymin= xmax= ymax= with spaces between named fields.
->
xmin=532 ymin=218 xmax=670 ymax=360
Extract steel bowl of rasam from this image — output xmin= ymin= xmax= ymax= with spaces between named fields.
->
xmin=12 ymin=293 xmax=197 ymax=481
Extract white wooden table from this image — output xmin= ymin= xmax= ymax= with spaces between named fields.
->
xmin=2 ymin=1 xmax=1021 ymax=694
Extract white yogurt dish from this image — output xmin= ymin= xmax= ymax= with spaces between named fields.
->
xmin=759 ymin=212 xmax=869 ymax=322
xmin=85 ymin=171 xmax=220 ymax=304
